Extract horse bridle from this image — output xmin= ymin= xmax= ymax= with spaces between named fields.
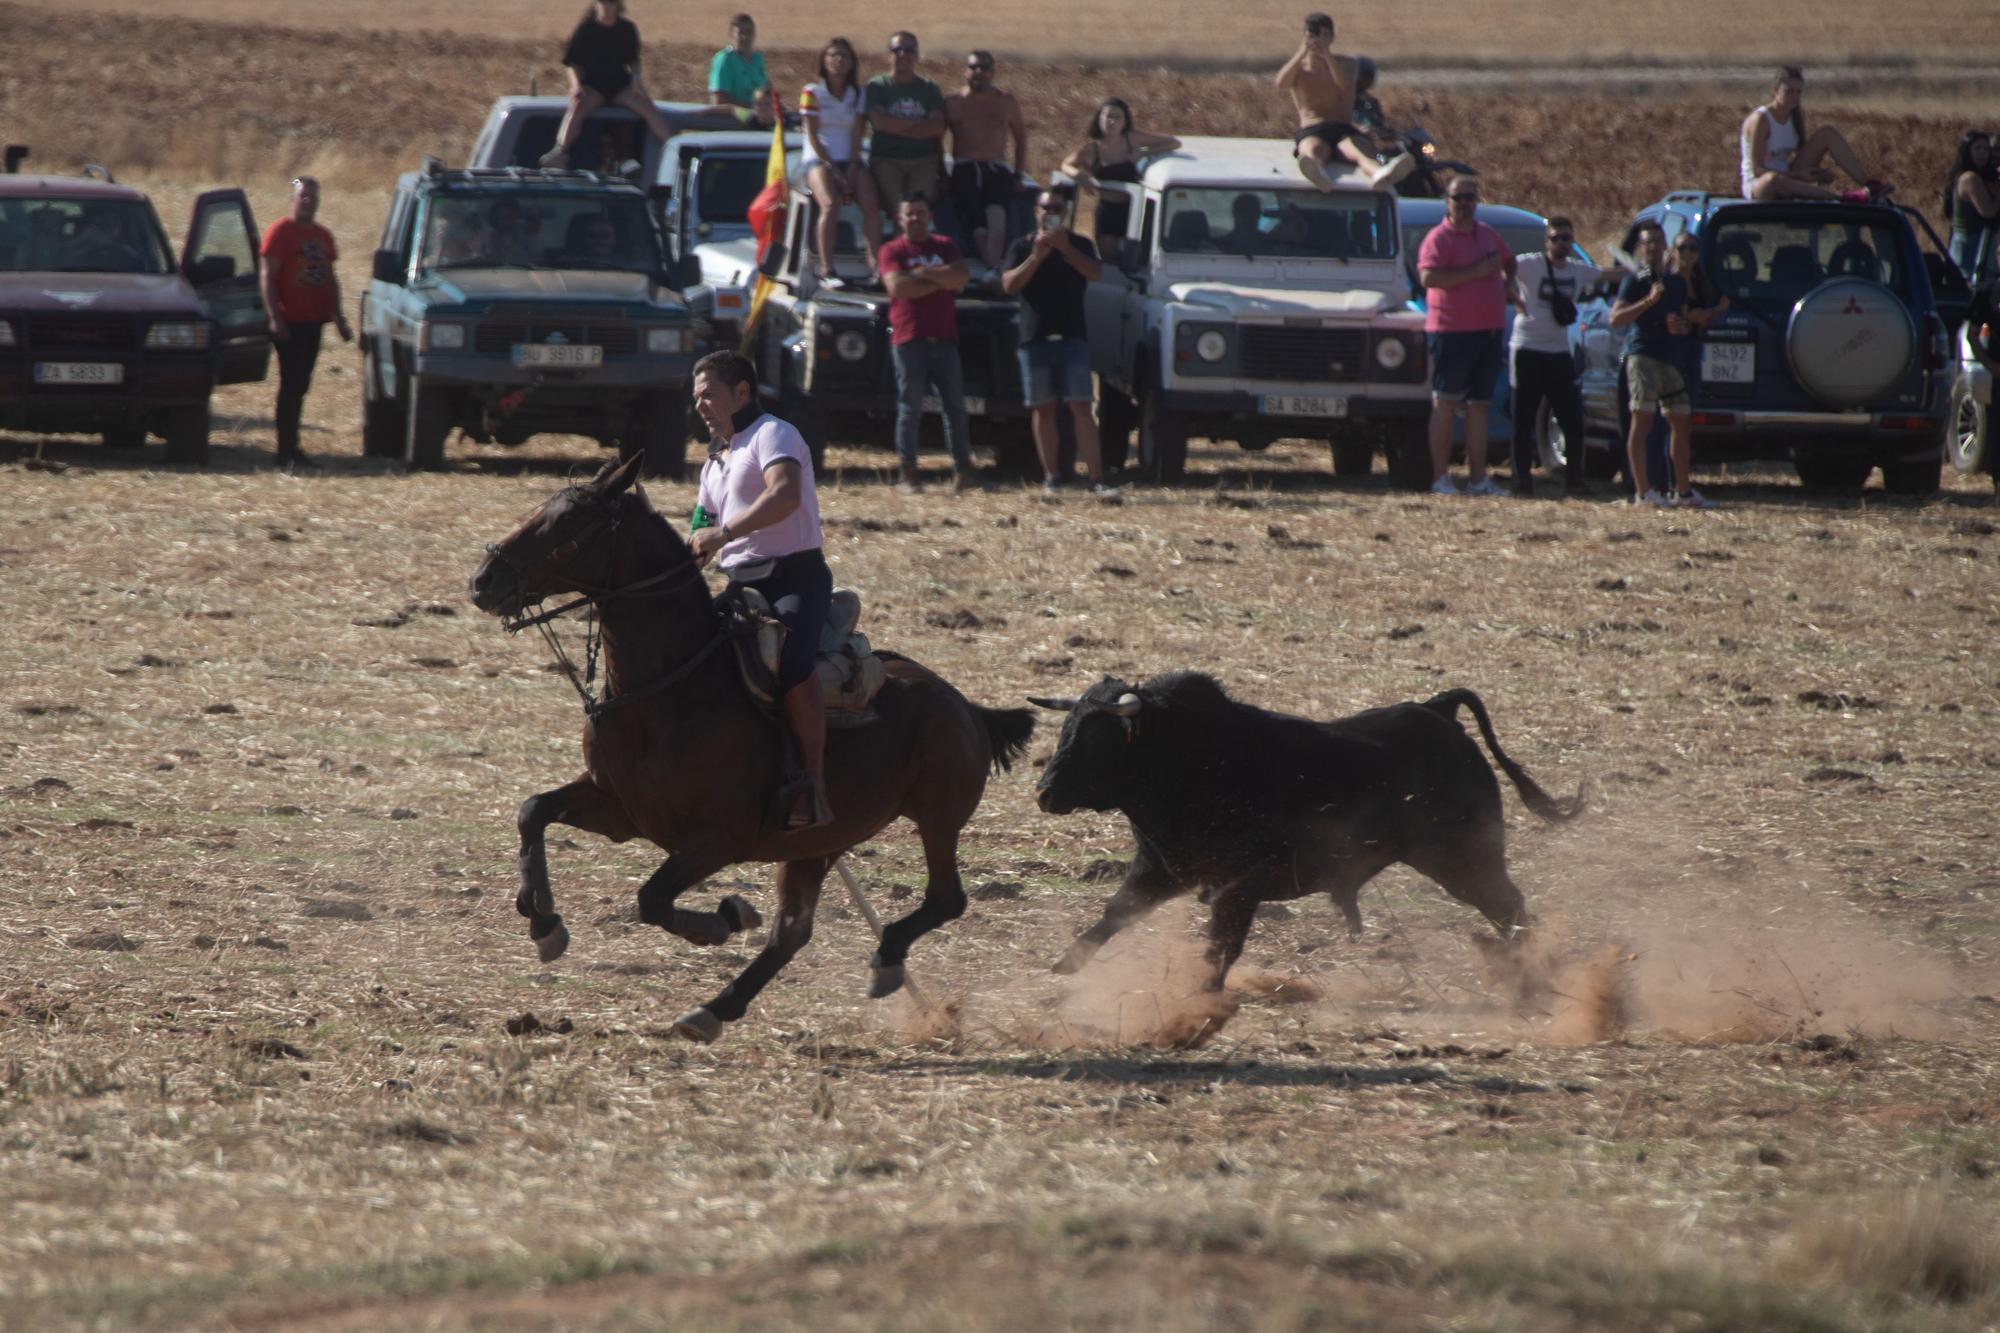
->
xmin=486 ymin=486 xmax=721 ymax=719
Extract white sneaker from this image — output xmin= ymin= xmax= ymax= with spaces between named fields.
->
xmin=1674 ymin=487 xmax=1717 ymax=510
xmin=1371 ymin=153 xmax=1417 ymax=189
xmin=537 ymin=148 xmax=570 ymax=169
xmin=1429 ymin=475 xmax=1460 ymax=496
xmin=1464 ymin=475 xmax=1506 ymax=496
xmin=1296 ymin=155 xmax=1335 ymax=193
xmin=1633 ymin=488 xmax=1669 ymax=508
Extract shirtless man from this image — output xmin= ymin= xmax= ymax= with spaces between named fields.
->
xmin=1275 ymin=12 xmax=1413 ymax=192
xmin=944 ymin=49 xmax=1028 ymax=270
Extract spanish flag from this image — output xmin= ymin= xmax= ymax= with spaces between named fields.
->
xmin=739 ymin=99 xmax=789 ymax=353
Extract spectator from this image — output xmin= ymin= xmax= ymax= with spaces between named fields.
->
xmin=1000 ymin=186 xmax=1113 ymax=496
xmin=1508 ymin=215 xmax=1603 ymax=495
xmin=1059 ymin=98 xmax=1179 ymax=261
xmin=1740 ymin=66 xmax=1888 ymax=203
xmin=259 ymin=177 xmax=351 ymax=466
xmin=1944 ymin=129 xmax=1998 ymax=285
xmin=1221 ymin=191 xmax=1267 ymax=254
xmin=540 ymin=0 xmax=672 ymax=170
xmin=1609 ymin=222 xmax=1710 ymax=508
xmin=483 ymin=198 xmax=536 ymax=265
xmin=708 ymin=13 xmax=774 ymax=126
xmin=1417 ymin=176 xmax=1513 ymax=495
xmin=17 ymin=208 xmax=66 ymax=270
xmin=801 ymin=36 xmax=881 ymax=289
xmin=1275 ymin=12 xmax=1412 ymax=192
xmin=944 ymin=49 xmax=1027 ymax=271
xmin=62 ymin=207 xmax=144 ymax=272
xmin=878 ymin=195 xmax=976 ymax=494
xmin=867 ymin=32 xmax=947 ymax=213
xmin=688 ymin=351 xmax=835 ymax=830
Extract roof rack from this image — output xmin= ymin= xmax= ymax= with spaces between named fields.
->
xmin=432 ymin=165 xmax=629 ymax=189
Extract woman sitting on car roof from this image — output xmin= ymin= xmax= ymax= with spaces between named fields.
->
xmin=540 ymin=0 xmax=673 ymax=170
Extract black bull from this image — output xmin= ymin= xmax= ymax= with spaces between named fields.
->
xmin=1030 ymin=673 xmax=1583 ymax=987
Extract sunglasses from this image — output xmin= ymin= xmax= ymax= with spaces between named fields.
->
xmin=1674 ymin=242 xmax=1699 ymax=251
xmin=1449 ymin=193 xmax=1479 ymax=203
xmin=967 ymin=61 xmax=993 ymax=70
xmin=1548 ymin=233 xmax=1574 ymax=244
xmin=889 ymin=44 xmax=917 ymax=54
xmin=1035 ymin=201 xmax=1064 ymax=211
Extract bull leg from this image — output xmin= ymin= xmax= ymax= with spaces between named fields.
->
xmin=1317 ymin=855 xmax=1395 ymax=940
xmin=1053 ymin=857 xmax=1184 ymax=974
xmin=1200 ymin=885 xmax=1264 ymax=992
xmin=674 ymin=856 xmax=829 ymax=1043
xmin=867 ymin=823 xmax=966 ymax=1000
xmin=515 ymin=776 xmax=638 ymax=963
xmin=1404 ymin=822 xmax=1531 ymax=936
xmin=635 ymin=841 xmax=761 ymax=948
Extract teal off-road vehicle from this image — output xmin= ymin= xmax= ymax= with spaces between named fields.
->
xmin=358 ymin=160 xmax=703 ymax=475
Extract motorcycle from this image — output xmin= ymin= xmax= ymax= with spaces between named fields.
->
xmin=1352 ymin=56 xmax=1476 ymax=200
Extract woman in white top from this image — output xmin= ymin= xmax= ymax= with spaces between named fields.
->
xmin=800 ymin=36 xmax=881 ymax=288
xmin=1740 ymin=66 xmax=1886 ymax=202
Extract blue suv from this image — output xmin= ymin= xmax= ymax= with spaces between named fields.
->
xmin=1575 ymin=192 xmax=1970 ymax=495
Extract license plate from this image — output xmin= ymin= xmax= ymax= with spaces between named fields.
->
xmin=512 ymin=344 xmax=602 ymax=368
xmin=1261 ymin=394 xmax=1348 ymax=418
xmin=1701 ymin=342 xmax=1754 ymax=384
xmin=922 ymin=395 xmax=987 ymax=416
xmin=34 ymin=361 xmax=124 ymax=385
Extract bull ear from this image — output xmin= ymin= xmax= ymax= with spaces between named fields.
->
xmin=1026 ymin=695 xmax=1077 ymax=711
xmin=1108 ymin=692 xmax=1142 ymax=718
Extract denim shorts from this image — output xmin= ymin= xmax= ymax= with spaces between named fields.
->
xmin=1018 ymin=338 xmax=1092 ymax=406
xmin=1427 ymin=329 xmax=1503 ymax=403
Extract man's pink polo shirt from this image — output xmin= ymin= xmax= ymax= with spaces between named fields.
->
xmin=1416 ymin=219 xmax=1509 ymax=333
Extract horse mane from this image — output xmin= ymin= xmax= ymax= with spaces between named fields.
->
xmin=615 ymin=483 xmax=712 ymax=611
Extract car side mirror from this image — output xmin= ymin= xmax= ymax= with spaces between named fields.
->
xmin=667 ymin=254 xmax=702 ymax=288
xmin=187 ymin=254 xmax=234 ymax=285
xmin=372 ymin=248 xmax=405 ymax=284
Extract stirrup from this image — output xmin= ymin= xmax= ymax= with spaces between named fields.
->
xmin=786 ymin=782 xmax=834 ymax=831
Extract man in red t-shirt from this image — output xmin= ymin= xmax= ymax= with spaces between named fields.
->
xmin=259 ymin=176 xmax=351 ymax=463
xmin=877 ymin=195 xmax=976 ymax=493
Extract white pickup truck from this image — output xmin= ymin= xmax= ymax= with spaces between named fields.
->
xmin=1086 ymin=136 xmax=1431 ymax=482
xmin=655 ymin=129 xmax=798 ymax=348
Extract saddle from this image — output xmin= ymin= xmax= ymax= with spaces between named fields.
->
xmin=722 ymin=584 xmax=887 ymax=725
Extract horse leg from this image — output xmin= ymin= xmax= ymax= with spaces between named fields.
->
xmin=634 ymin=842 xmax=763 ymax=948
xmin=866 ymin=823 xmax=967 ymax=1000
xmin=1053 ymin=854 xmax=1182 ymax=974
xmin=672 ymin=855 xmax=829 ymax=1043
xmin=516 ymin=776 xmax=637 ymax=963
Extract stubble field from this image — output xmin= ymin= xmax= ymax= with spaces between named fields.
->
xmin=5 ymin=4 xmax=2000 ymax=1330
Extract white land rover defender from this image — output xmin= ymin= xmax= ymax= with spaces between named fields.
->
xmin=1086 ymin=136 xmax=1431 ymax=482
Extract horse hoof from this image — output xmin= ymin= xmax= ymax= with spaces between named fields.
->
xmin=531 ymin=915 xmax=570 ymax=964
xmin=868 ymin=963 xmax=906 ymax=1000
xmin=719 ymin=893 xmax=763 ymax=934
xmin=1051 ymin=952 xmax=1084 ymax=976
xmin=672 ymin=1007 xmax=723 ymax=1044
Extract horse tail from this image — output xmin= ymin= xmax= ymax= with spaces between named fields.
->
xmin=977 ymin=705 xmax=1036 ymax=775
xmin=1423 ymin=689 xmax=1585 ymax=824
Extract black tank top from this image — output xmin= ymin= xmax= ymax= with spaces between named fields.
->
xmin=1954 ymin=171 xmax=1992 ymax=232
xmin=1091 ymin=140 xmax=1142 ymax=184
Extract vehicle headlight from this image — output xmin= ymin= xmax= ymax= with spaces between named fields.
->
xmin=0 ymin=319 xmax=15 ymax=348
xmin=646 ymin=326 xmax=690 ymax=354
xmin=1374 ymin=335 xmax=1408 ymax=370
xmin=1194 ymin=329 xmax=1228 ymax=363
xmin=834 ymin=329 xmax=869 ymax=362
xmin=424 ymin=321 xmax=466 ymax=351
xmin=144 ymin=321 xmax=209 ymax=350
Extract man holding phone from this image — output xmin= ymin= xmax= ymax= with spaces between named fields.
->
xmin=1000 ymin=185 xmax=1112 ymax=495
xmin=1275 ymin=12 xmax=1413 ymax=192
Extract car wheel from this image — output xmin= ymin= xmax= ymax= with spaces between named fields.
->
xmin=102 ymin=425 xmax=145 ymax=449
xmin=1881 ymin=452 xmax=1942 ymax=498
xmin=618 ymin=389 xmax=691 ymax=480
xmin=360 ymin=350 xmax=405 ymax=459
xmin=162 ymin=404 xmax=210 ymax=465
xmin=1947 ymin=373 xmax=1990 ymax=476
xmin=1329 ymin=433 xmax=1374 ymax=477
xmin=1097 ymin=383 xmax=1135 ymax=475
xmin=1793 ymin=457 xmax=1874 ymax=492
xmin=1138 ymin=369 xmax=1187 ymax=483
xmin=1384 ymin=421 xmax=1434 ymax=491
xmin=405 ymin=375 xmax=452 ymax=471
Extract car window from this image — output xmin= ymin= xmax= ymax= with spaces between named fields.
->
xmin=187 ymin=199 xmax=256 ymax=281
xmin=1159 ymin=188 xmax=1395 ymax=260
xmin=693 ymin=156 xmax=764 ymax=228
xmin=1 ymin=198 xmax=173 ymax=274
xmin=1706 ymin=215 xmax=1909 ymax=307
xmin=417 ymin=192 xmax=659 ymax=273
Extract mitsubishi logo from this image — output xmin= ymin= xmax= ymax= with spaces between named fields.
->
xmin=1841 ymin=297 xmax=1865 ymax=315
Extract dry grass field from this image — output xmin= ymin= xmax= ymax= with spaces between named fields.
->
xmin=7 ymin=4 xmax=2000 ymax=1331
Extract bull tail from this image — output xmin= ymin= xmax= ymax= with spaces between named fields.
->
xmin=978 ymin=705 xmax=1036 ymax=775
xmin=1425 ymin=689 xmax=1584 ymax=823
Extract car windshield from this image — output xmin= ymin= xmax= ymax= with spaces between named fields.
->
xmin=694 ymin=156 xmax=764 ymax=228
xmin=1706 ymin=215 xmax=1910 ymax=309
xmin=418 ymin=192 xmax=659 ymax=273
xmin=1159 ymin=188 xmax=1395 ymax=259
xmin=0 ymin=198 xmax=173 ymax=274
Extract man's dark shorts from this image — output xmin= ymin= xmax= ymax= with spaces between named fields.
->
xmin=1294 ymin=120 xmax=1356 ymax=153
xmin=949 ymin=161 xmax=1016 ymax=229
xmin=1427 ymin=329 xmax=1504 ymax=403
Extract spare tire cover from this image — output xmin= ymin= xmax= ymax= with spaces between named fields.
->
xmin=1785 ymin=277 xmax=1915 ymax=407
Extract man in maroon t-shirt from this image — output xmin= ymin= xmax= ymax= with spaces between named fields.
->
xmin=877 ymin=195 xmax=975 ymax=493
xmin=259 ymin=176 xmax=351 ymax=464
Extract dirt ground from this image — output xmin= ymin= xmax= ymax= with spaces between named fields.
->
xmin=6 ymin=5 xmax=2000 ymax=1331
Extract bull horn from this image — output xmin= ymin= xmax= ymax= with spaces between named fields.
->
xmin=1026 ymin=695 xmax=1077 ymax=711
xmin=1109 ymin=692 xmax=1142 ymax=717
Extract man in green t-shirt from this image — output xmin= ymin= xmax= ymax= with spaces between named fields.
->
xmin=867 ymin=30 xmax=946 ymax=208
xmin=707 ymin=13 xmax=773 ymax=125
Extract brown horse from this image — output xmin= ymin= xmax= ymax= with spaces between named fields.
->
xmin=468 ymin=453 xmax=1034 ymax=1042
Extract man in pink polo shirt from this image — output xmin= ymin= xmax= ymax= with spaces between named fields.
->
xmin=1417 ymin=176 xmax=1515 ymax=495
